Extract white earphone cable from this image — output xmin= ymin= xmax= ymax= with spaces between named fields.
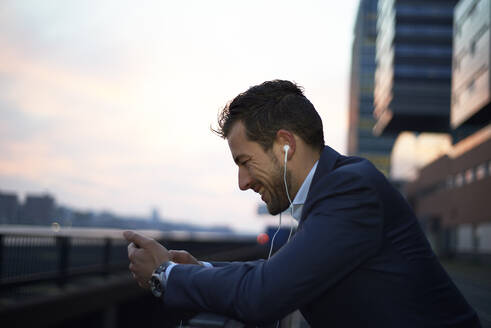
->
xmin=268 ymin=145 xmax=293 ymax=328
xmin=268 ymin=212 xmax=282 ymax=259
xmin=268 ymin=145 xmax=294 ymax=259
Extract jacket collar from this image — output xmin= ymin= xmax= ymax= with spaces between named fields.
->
xmin=298 ymin=145 xmax=340 ymax=226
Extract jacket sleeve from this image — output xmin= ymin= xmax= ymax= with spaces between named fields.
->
xmin=209 ymin=261 xmax=235 ymax=267
xmin=163 ymin=169 xmax=383 ymax=324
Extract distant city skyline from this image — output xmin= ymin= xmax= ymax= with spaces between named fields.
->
xmin=0 ymin=189 xmax=234 ymax=234
xmin=0 ymin=1 xmax=359 ymax=233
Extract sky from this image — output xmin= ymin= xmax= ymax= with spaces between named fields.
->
xmin=0 ymin=0 xmax=360 ymax=233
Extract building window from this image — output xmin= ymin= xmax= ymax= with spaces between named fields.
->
xmin=446 ymin=176 xmax=454 ymax=189
xmin=468 ymin=79 xmax=475 ymax=93
xmin=470 ymin=40 xmax=477 ymax=55
xmin=455 ymin=23 xmax=461 ymax=38
xmin=396 ymin=44 xmax=452 ymax=57
xmin=476 ymin=163 xmax=486 ymax=180
xmin=452 ymin=94 xmax=460 ymax=107
xmin=453 ymin=57 xmax=460 ymax=71
xmin=396 ymin=5 xmax=454 ymax=17
xmin=465 ymin=168 xmax=475 ymax=184
xmin=471 ymin=25 xmax=489 ymax=55
xmin=468 ymin=0 xmax=479 ymax=18
xmin=395 ymin=65 xmax=451 ymax=78
xmin=455 ymin=173 xmax=464 ymax=187
xmin=396 ymin=25 xmax=453 ymax=37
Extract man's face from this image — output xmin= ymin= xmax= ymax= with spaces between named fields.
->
xmin=227 ymin=122 xmax=291 ymax=215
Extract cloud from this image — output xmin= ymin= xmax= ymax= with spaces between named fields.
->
xmin=0 ymin=0 xmax=358 ymax=231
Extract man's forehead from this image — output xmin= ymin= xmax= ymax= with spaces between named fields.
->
xmin=227 ymin=122 xmax=260 ymax=163
xmin=227 ymin=122 xmax=247 ymax=148
xmin=227 ymin=123 xmax=246 ymax=158
xmin=228 ymin=121 xmax=246 ymax=139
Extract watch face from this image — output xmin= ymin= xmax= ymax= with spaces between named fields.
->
xmin=152 ymin=276 xmax=161 ymax=289
xmin=151 ymin=274 xmax=163 ymax=297
xmin=150 ymin=263 xmax=168 ymax=298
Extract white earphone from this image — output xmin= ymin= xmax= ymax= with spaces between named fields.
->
xmin=282 ymin=145 xmax=292 ymax=205
xmin=283 ymin=144 xmax=290 ymax=164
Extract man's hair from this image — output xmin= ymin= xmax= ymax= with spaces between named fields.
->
xmin=214 ymin=80 xmax=325 ymax=151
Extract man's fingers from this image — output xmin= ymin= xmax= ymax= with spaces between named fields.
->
xmin=169 ymin=250 xmax=184 ymax=262
xmin=128 ymin=243 xmax=138 ymax=260
xmin=136 ymin=276 xmax=150 ymax=289
xmin=123 ymin=230 xmax=152 ymax=248
xmin=169 ymin=249 xmax=200 ymax=265
xmin=125 ymin=231 xmax=168 ymax=292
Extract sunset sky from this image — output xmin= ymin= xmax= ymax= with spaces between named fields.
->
xmin=0 ymin=0 xmax=360 ymax=232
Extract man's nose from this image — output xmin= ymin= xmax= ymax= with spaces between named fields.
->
xmin=238 ymin=166 xmax=252 ymax=191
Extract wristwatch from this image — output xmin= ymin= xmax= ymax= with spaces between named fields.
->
xmin=150 ymin=261 xmax=172 ymax=298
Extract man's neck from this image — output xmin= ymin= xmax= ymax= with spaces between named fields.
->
xmin=290 ymin=149 xmax=320 ymax=200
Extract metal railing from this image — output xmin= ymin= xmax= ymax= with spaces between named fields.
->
xmin=0 ymin=233 xmax=129 ymax=289
xmin=0 ymin=227 xmax=266 ymax=290
xmin=0 ymin=227 xmax=272 ymax=328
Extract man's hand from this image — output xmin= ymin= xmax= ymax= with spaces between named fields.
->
xmin=123 ymin=230 xmax=169 ymax=289
xmin=169 ymin=249 xmax=201 ymax=265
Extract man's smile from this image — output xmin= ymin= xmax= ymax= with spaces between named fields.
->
xmin=254 ymin=185 xmax=267 ymax=202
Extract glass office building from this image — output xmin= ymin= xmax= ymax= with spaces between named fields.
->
xmin=405 ymin=0 xmax=491 ymax=260
xmin=348 ymin=0 xmax=395 ymax=176
xmin=452 ymin=0 xmax=491 ymax=142
xmin=373 ymin=0 xmax=458 ymax=135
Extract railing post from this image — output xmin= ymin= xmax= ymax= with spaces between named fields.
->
xmin=0 ymin=234 xmax=3 ymax=282
xmin=103 ymin=238 xmax=111 ymax=276
xmin=56 ymin=236 xmax=69 ymax=287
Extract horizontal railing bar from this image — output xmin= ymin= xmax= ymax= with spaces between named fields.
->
xmin=0 ymin=227 xmax=257 ymax=243
xmin=0 ymin=263 xmax=129 ymax=289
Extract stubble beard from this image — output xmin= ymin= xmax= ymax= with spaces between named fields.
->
xmin=265 ymin=154 xmax=293 ymax=216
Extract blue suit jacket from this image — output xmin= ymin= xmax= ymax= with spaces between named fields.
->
xmin=164 ymin=146 xmax=480 ymax=327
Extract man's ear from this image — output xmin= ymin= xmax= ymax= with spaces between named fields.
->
xmin=275 ymin=129 xmax=296 ymax=160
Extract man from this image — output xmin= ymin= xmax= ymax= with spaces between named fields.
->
xmin=125 ymin=80 xmax=480 ymax=327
